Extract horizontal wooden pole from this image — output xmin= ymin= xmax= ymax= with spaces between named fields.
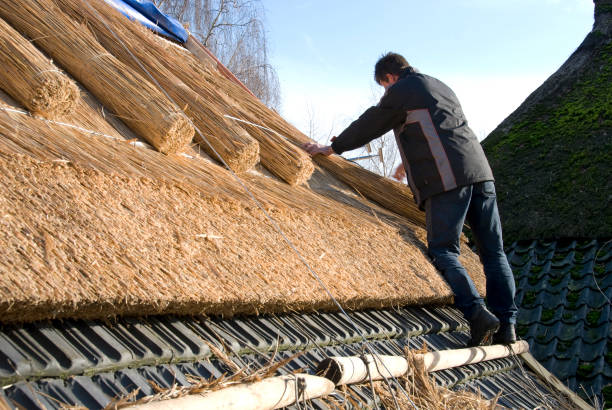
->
xmin=316 ymin=354 xmax=408 ymax=385
xmin=419 ymin=340 xmax=529 ymax=372
xmin=124 ymin=374 xmax=334 ymax=410
xmin=317 ymin=341 xmax=529 ymax=385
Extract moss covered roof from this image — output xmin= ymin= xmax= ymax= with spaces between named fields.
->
xmin=482 ymin=8 xmax=611 ymax=242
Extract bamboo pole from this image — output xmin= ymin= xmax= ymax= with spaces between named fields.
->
xmin=0 ymin=17 xmax=78 ymax=119
xmin=55 ymin=0 xmax=259 ymax=173
xmin=418 ymin=340 xmax=529 ymax=372
xmin=124 ymin=374 xmax=335 ymax=410
xmin=0 ymin=0 xmax=193 ymax=154
xmin=316 ymin=341 xmax=529 ymax=385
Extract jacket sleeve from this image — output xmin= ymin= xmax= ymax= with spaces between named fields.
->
xmin=331 ymin=86 xmax=407 ymax=155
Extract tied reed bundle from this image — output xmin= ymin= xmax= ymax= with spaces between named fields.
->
xmin=72 ymin=0 xmax=313 ymax=185
xmin=202 ymin=65 xmax=426 ymax=225
xmin=0 ymin=0 xmax=193 ymax=154
xmin=0 ymin=17 xmax=78 ymax=119
xmin=167 ymin=46 xmax=314 ymax=185
xmin=55 ymin=0 xmax=259 ymax=173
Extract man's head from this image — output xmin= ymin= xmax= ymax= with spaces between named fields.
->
xmin=374 ymin=52 xmax=414 ymax=90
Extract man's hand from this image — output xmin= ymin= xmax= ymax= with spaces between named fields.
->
xmin=302 ymin=142 xmax=334 ymax=156
xmin=392 ymin=164 xmax=406 ymax=181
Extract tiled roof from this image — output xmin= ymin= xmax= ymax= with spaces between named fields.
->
xmin=0 ymin=307 xmax=564 ymax=409
xmin=507 ymin=238 xmax=612 ymax=406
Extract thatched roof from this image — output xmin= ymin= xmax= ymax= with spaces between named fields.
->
xmin=482 ymin=0 xmax=611 ymax=242
xmin=0 ymin=0 xmax=486 ymax=323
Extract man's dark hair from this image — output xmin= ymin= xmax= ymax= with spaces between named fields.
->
xmin=374 ymin=52 xmax=414 ymax=84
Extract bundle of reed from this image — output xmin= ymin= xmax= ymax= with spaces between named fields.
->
xmin=0 ymin=0 xmax=193 ymax=154
xmin=157 ymin=47 xmax=314 ymax=185
xmin=205 ymin=71 xmax=426 ymax=225
xmin=54 ymin=0 xmax=259 ymax=172
xmin=74 ymin=2 xmax=312 ymax=185
xmin=0 ymin=17 xmax=78 ymax=119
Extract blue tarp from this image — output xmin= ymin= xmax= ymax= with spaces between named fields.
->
xmin=103 ymin=0 xmax=188 ymax=43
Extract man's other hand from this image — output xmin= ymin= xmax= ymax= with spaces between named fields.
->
xmin=393 ymin=164 xmax=406 ymax=181
xmin=302 ymin=142 xmax=334 ymax=156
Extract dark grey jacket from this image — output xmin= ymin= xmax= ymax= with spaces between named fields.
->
xmin=331 ymin=68 xmax=494 ymax=208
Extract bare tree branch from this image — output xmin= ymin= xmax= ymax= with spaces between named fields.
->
xmin=156 ymin=0 xmax=280 ymax=109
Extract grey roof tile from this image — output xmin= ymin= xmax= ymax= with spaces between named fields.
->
xmin=507 ymin=238 xmax=612 ymax=405
xmin=0 ymin=306 xmax=563 ymax=409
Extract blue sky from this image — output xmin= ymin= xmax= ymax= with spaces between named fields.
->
xmin=264 ymin=0 xmax=594 ymax=144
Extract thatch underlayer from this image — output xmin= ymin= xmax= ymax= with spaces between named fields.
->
xmin=0 ymin=107 xmax=485 ymax=323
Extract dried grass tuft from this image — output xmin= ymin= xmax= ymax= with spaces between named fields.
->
xmin=0 ymin=17 xmax=78 ymax=119
xmin=379 ymin=346 xmax=500 ymax=410
xmin=0 ymin=0 xmax=194 ymax=154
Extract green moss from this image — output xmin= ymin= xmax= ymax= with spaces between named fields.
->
xmin=556 ymin=340 xmax=573 ymax=353
xmin=594 ymin=263 xmax=607 ymax=276
xmin=570 ymin=266 xmax=583 ymax=280
xmin=586 ymin=309 xmax=602 ymax=326
xmin=482 ymin=39 xmax=612 ymax=241
xmin=577 ymin=362 xmax=594 ymax=378
xmin=528 ymin=274 xmax=540 ymax=286
xmin=530 ymin=265 xmax=543 ymax=274
xmin=603 ymin=384 xmax=612 ymax=410
xmin=552 ymin=252 xmax=566 ymax=262
xmin=548 ymin=275 xmax=562 ymax=286
xmin=567 ymin=290 xmax=580 ymax=303
xmin=595 ymin=3 xmax=612 ymax=16
xmin=606 ymin=342 xmax=612 ymax=366
xmin=540 ymin=308 xmax=555 ymax=322
xmin=574 ymin=251 xmax=585 ymax=262
xmin=516 ymin=324 xmax=529 ymax=337
xmin=536 ymin=333 xmax=547 ymax=342
xmin=522 ymin=291 xmax=537 ymax=306
xmin=562 ymin=312 xmax=573 ymax=321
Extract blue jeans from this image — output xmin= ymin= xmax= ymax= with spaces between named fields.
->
xmin=425 ymin=181 xmax=517 ymax=324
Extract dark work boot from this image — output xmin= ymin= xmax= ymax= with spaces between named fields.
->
xmin=467 ymin=306 xmax=500 ymax=347
xmin=493 ymin=323 xmax=517 ymax=345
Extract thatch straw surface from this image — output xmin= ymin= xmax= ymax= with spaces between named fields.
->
xmin=0 ymin=105 xmax=486 ymax=323
xmin=0 ymin=17 xmax=78 ymax=119
xmin=55 ymin=0 xmax=259 ymax=173
xmin=0 ymin=0 xmax=193 ymax=154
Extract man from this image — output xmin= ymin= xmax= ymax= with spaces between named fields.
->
xmin=303 ymin=52 xmax=517 ymax=346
